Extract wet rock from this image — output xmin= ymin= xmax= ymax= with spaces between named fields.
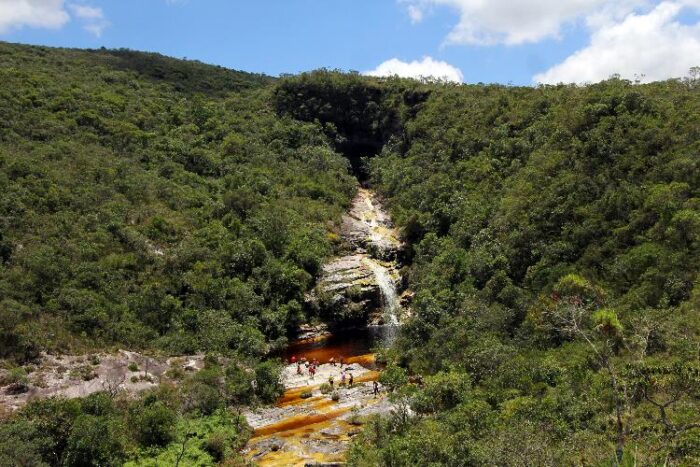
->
xmin=341 ymin=190 xmax=401 ymax=261
xmin=303 ymin=438 xmax=345 ymax=455
xmin=309 ymin=188 xmax=405 ymax=324
xmin=250 ymin=437 xmax=286 ymax=457
xmin=297 ymin=323 xmax=330 ymax=341
xmin=310 ymin=255 xmax=382 ymax=322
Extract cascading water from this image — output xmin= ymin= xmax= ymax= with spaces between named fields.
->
xmin=365 ymin=259 xmax=400 ymax=343
xmin=245 ymin=188 xmax=405 ymax=466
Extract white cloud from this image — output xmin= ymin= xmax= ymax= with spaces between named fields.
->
xmin=69 ymin=3 xmax=108 ymax=37
xmin=401 ymin=0 xmax=646 ymax=45
xmin=0 ymin=0 xmax=69 ymax=33
xmin=0 ymin=0 xmax=108 ymax=36
xmin=70 ymin=4 xmax=101 ymax=19
xmin=407 ymin=5 xmax=423 ymax=23
xmin=535 ymin=2 xmax=700 ymax=84
xmin=364 ymin=56 xmax=464 ymax=83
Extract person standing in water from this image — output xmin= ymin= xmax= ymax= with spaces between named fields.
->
xmin=373 ymin=381 xmax=380 ymax=397
xmin=348 ymin=373 xmax=354 ymax=386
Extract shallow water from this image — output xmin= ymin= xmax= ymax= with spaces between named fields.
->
xmin=281 ymin=326 xmax=391 ymax=367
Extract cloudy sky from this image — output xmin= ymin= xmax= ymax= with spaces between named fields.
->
xmin=2 ymin=0 xmax=700 ymax=84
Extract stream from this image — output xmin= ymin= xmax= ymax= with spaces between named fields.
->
xmin=243 ymin=188 xmax=404 ymax=466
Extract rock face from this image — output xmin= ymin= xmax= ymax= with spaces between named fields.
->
xmin=341 ymin=189 xmax=400 ymax=261
xmin=0 ymin=351 xmax=207 ymax=413
xmin=310 ymin=189 xmax=403 ymax=324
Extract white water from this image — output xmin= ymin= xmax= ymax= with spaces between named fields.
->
xmin=366 ymin=259 xmax=400 ymax=344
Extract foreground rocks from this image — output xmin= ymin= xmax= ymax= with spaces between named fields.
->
xmin=244 ymin=360 xmax=395 ymax=466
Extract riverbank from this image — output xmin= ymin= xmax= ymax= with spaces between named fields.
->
xmin=243 ymin=186 xmax=404 ymax=465
xmin=244 ymin=357 xmax=393 ymax=466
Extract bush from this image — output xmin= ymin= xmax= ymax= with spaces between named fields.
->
xmin=130 ymin=401 xmax=176 ymax=447
xmin=69 ymin=365 xmax=97 ymax=382
xmin=127 ymin=362 xmax=139 ymax=372
xmin=3 ymin=367 xmax=30 ymax=394
xmin=319 ymin=383 xmax=332 ymax=394
xmin=253 ymin=360 xmax=284 ymax=403
xmin=224 ymin=364 xmax=255 ymax=406
xmin=411 ymin=372 xmax=471 ymax=414
xmin=331 ymin=391 xmax=340 ymax=402
xmin=204 ymin=431 xmax=228 ymax=463
xmin=182 ymin=380 xmax=223 ymax=415
xmin=63 ymin=415 xmax=125 ymax=467
xmin=379 ymin=364 xmax=408 ymax=392
xmin=300 ymin=390 xmax=313 ymax=399
xmin=593 ymin=309 xmax=623 ymax=337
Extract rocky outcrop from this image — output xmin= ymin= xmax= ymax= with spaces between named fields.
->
xmin=310 ymin=189 xmax=403 ymax=324
xmin=0 ymin=351 xmax=207 ymax=412
xmin=341 ymin=189 xmax=400 ymax=261
xmin=244 ymin=360 xmax=396 ymax=466
xmin=310 ymin=255 xmax=380 ymax=322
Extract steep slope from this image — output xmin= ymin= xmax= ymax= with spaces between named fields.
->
xmin=276 ymin=71 xmax=700 ymax=465
xmin=0 ymin=42 xmax=355 ymax=361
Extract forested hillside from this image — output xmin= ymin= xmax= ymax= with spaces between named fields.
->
xmin=275 ymin=71 xmax=700 ymax=465
xmin=1 ymin=42 xmax=699 ymax=465
xmin=0 ymin=43 xmax=355 ymax=362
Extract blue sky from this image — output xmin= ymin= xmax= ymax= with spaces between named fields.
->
xmin=2 ymin=1 xmax=700 ymax=85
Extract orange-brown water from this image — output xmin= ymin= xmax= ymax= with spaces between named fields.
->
xmin=281 ymin=327 xmax=388 ymax=366
xmin=247 ymin=330 xmax=387 ymax=466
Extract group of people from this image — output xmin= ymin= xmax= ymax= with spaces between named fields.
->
xmin=288 ymin=354 xmax=382 ymax=396
xmin=291 ymin=355 xmax=317 ymax=377
xmin=328 ymin=370 xmax=354 ymax=388
xmin=289 ymin=355 xmax=355 ymax=385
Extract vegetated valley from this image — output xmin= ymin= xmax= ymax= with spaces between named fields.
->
xmin=0 ymin=41 xmax=699 ymax=466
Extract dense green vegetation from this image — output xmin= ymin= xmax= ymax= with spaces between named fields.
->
xmin=1 ymin=355 xmax=281 ymax=466
xmin=276 ymin=71 xmax=700 ymax=465
xmin=0 ymin=43 xmax=355 ymax=363
xmin=1 ymin=42 xmax=700 ymax=465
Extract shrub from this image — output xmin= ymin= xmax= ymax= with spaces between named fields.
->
xmin=69 ymin=365 xmax=97 ymax=381
xmin=165 ymin=360 xmax=186 ymax=380
xmin=593 ymin=309 xmax=623 ymax=337
xmin=182 ymin=381 xmax=222 ymax=415
xmin=224 ymin=364 xmax=255 ymax=406
xmin=130 ymin=401 xmax=176 ymax=447
xmin=319 ymin=383 xmax=332 ymax=394
xmin=3 ymin=367 xmax=30 ymax=394
xmin=411 ymin=371 xmax=471 ymax=414
xmin=127 ymin=362 xmax=139 ymax=372
xmin=331 ymin=391 xmax=340 ymax=402
xmin=300 ymin=390 xmax=313 ymax=399
xmin=379 ymin=364 xmax=408 ymax=392
xmin=253 ymin=360 xmax=284 ymax=403
xmin=204 ymin=431 xmax=228 ymax=463
xmin=63 ymin=415 xmax=125 ymax=467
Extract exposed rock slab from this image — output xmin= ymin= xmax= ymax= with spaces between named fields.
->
xmin=310 ymin=188 xmax=403 ymax=323
xmin=0 ymin=351 xmax=205 ymax=412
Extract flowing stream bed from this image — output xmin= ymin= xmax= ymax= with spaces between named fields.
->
xmin=243 ymin=188 xmax=404 ymax=466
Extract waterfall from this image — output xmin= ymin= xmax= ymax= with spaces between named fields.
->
xmin=366 ymin=259 xmax=400 ymax=339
